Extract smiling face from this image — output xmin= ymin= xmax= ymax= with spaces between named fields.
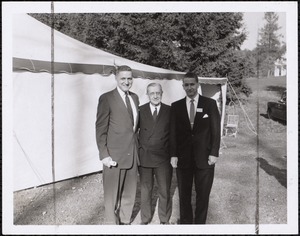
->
xmin=147 ymin=84 xmax=162 ymax=106
xmin=115 ymin=70 xmax=133 ymax=92
xmin=182 ymin=77 xmax=199 ymax=99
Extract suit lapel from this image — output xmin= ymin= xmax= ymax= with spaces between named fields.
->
xmin=129 ymin=91 xmax=139 ymax=131
xmin=147 ymin=103 xmax=157 ymax=139
xmin=180 ymin=98 xmax=192 ymax=130
xmin=145 ymin=103 xmax=153 ymax=121
xmin=113 ymin=88 xmax=126 ymax=111
xmin=147 ymin=103 xmax=166 ymax=139
xmin=193 ymin=95 xmax=206 ymax=129
xmin=112 ymin=88 xmax=133 ymax=127
xmin=129 ymin=91 xmax=139 ymax=111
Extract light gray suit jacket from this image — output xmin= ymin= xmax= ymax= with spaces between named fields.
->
xmin=96 ymin=88 xmax=139 ymax=169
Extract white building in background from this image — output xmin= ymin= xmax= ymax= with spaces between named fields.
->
xmin=274 ymin=54 xmax=287 ymax=76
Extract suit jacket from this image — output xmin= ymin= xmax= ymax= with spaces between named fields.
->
xmin=96 ymin=88 xmax=139 ymax=169
xmin=138 ymin=103 xmax=171 ymax=168
xmin=170 ymin=95 xmax=221 ymax=169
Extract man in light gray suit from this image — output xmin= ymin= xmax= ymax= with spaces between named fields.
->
xmin=96 ymin=65 xmax=139 ymax=225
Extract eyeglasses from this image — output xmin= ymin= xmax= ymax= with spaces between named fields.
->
xmin=148 ymin=92 xmax=162 ymax=96
xmin=120 ymin=77 xmax=133 ymax=81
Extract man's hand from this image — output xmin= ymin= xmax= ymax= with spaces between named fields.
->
xmin=208 ymin=155 xmax=218 ymax=165
xmin=102 ymin=157 xmax=117 ymax=168
xmin=170 ymin=157 xmax=178 ymax=168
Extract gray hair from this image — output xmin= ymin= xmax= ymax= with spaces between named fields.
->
xmin=146 ymin=83 xmax=163 ymax=94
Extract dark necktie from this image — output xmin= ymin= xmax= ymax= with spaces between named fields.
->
xmin=153 ymin=107 xmax=158 ymax=121
xmin=190 ymin=99 xmax=195 ymax=129
xmin=125 ymin=92 xmax=134 ymax=126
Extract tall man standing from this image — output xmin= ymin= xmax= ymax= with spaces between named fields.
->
xmin=138 ymin=83 xmax=172 ymax=225
xmin=95 ymin=65 xmax=139 ymax=225
xmin=170 ymin=72 xmax=221 ymax=224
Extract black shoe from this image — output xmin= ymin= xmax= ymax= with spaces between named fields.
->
xmin=120 ymin=222 xmax=131 ymax=225
xmin=160 ymin=222 xmax=169 ymax=225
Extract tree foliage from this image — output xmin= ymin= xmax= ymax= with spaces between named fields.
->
xmin=30 ymin=12 xmax=252 ymax=96
xmin=254 ymin=12 xmax=286 ymax=77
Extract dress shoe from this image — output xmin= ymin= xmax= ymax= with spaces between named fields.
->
xmin=120 ymin=222 xmax=131 ymax=225
xmin=160 ymin=222 xmax=169 ymax=225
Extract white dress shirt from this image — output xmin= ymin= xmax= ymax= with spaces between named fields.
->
xmin=149 ymin=103 xmax=161 ymax=116
xmin=117 ymin=86 xmax=138 ymax=130
xmin=186 ymin=93 xmax=199 ymax=119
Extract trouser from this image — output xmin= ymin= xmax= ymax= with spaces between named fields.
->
xmin=176 ymin=167 xmax=214 ymax=224
xmin=102 ymin=157 xmax=138 ymax=224
xmin=139 ymin=161 xmax=173 ymax=223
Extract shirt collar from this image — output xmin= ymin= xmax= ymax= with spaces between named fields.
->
xmin=149 ymin=102 xmax=161 ymax=113
xmin=186 ymin=93 xmax=199 ymax=103
xmin=117 ymin=86 xmax=129 ymax=97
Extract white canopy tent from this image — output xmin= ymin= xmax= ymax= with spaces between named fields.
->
xmin=13 ymin=14 xmax=227 ymax=191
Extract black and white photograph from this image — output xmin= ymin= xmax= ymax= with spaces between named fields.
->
xmin=2 ymin=1 xmax=298 ymax=235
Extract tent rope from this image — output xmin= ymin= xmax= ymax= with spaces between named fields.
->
xmin=227 ymin=80 xmax=258 ymax=136
xmin=13 ymin=131 xmax=46 ymax=184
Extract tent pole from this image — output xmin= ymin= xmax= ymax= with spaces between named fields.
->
xmin=50 ymin=1 xmax=57 ymax=224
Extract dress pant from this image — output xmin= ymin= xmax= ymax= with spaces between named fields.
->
xmin=176 ymin=167 xmax=214 ymax=224
xmin=139 ymin=161 xmax=173 ymax=224
xmin=103 ymin=156 xmax=138 ymax=224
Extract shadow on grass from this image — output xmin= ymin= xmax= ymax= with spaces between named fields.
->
xmin=259 ymin=113 xmax=286 ymax=126
xmin=256 ymin=157 xmax=287 ymax=188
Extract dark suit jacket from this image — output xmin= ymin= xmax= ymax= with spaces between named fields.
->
xmin=170 ymin=95 xmax=221 ymax=169
xmin=138 ymin=103 xmax=171 ymax=168
xmin=96 ymin=88 xmax=139 ymax=169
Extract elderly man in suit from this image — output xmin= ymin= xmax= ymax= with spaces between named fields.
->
xmin=95 ymin=65 xmax=139 ymax=225
xmin=170 ymin=72 xmax=221 ymax=224
xmin=138 ymin=83 xmax=172 ymax=225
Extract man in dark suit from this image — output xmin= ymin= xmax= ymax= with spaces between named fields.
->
xmin=138 ymin=83 xmax=172 ymax=225
xmin=170 ymin=72 xmax=221 ymax=224
xmin=95 ymin=65 xmax=139 ymax=225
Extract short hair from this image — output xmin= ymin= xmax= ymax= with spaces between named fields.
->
xmin=115 ymin=65 xmax=132 ymax=75
xmin=183 ymin=72 xmax=199 ymax=83
xmin=146 ymin=82 xmax=162 ymax=94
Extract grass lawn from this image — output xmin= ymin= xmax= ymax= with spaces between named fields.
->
xmin=212 ymin=75 xmax=287 ymax=224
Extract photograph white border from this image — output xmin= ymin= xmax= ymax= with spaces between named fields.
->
xmin=2 ymin=1 xmax=298 ymax=235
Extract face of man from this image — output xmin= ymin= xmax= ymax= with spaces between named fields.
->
xmin=182 ymin=77 xmax=199 ymax=99
xmin=147 ymin=85 xmax=162 ymax=106
xmin=116 ymin=71 xmax=133 ymax=92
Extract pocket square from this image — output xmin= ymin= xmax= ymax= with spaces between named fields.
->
xmin=203 ymin=114 xmax=209 ymax=118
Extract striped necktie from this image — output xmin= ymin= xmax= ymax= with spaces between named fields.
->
xmin=153 ymin=107 xmax=158 ymax=121
xmin=190 ymin=99 xmax=195 ymax=128
xmin=125 ymin=92 xmax=134 ymax=125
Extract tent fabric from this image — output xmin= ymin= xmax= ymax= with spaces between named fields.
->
xmin=13 ymin=14 xmax=227 ymax=191
xmin=12 ymin=14 xmax=227 ymax=84
xmin=13 ymin=57 xmax=227 ymax=85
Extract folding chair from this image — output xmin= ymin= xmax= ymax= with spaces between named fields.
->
xmin=224 ymin=115 xmax=239 ymax=138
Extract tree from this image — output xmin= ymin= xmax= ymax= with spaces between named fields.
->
xmin=30 ymin=13 xmax=251 ymax=96
xmin=255 ymin=12 xmax=285 ymax=77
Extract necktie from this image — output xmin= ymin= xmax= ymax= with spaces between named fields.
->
xmin=153 ymin=107 xmax=158 ymax=121
xmin=125 ymin=92 xmax=134 ymax=126
xmin=190 ymin=99 xmax=195 ymax=129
